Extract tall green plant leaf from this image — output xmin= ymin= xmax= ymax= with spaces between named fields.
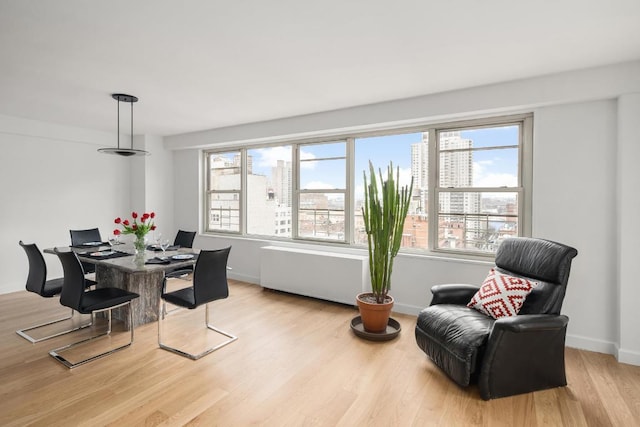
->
xmin=362 ymin=161 xmax=413 ymax=303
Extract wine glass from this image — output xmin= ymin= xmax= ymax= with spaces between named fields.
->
xmin=108 ymin=234 xmax=118 ymax=253
xmin=160 ymin=239 xmax=171 ymax=257
xmin=154 ymin=232 xmax=162 ymax=249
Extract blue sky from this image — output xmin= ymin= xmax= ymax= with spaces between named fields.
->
xmin=248 ymin=125 xmax=519 ymax=192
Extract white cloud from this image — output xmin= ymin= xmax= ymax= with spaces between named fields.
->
xmin=253 ymin=146 xmax=292 ymax=169
xmin=475 ymin=173 xmax=518 ymax=187
xmin=398 ymin=167 xmax=413 ymax=189
xmin=299 ymin=149 xmax=317 ymax=169
xmin=473 ymin=160 xmax=516 ymax=187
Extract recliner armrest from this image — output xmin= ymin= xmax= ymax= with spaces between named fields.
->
xmin=479 ymin=314 xmax=569 ymax=400
xmin=430 ymin=284 xmax=479 ymax=305
xmin=493 ymin=314 xmax=568 ymax=333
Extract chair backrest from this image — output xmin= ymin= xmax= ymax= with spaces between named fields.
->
xmin=19 ymin=241 xmax=47 ymax=295
xmin=192 ymin=247 xmax=231 ymax=306
xmin=54 ymin=249 xmax=87 ymax=311
xmin=494 ymin=237 xmax=578 ymax=315
xmin=174 ymin=230 xmax=196 ymax=248
xmin=70 ymin=228 xmax=102 ymax=246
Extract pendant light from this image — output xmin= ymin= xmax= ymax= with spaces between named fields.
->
xmin=98 ymin=93 xmax=149 ymax=157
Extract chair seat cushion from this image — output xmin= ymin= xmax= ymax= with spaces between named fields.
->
xmin=41 ymin=277 xmax=65 ymax=297
xmin=162 ymin=287 xmax=196 ymax=309
xmin=415 ymin=304 xmax=494 ymax=387
xmin=80 ymin=288 xmax=139 ymax=313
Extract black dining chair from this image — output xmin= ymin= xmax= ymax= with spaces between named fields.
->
xmin=69 ymin=228 xmax=102 ymax=286
xmin=50 ymin=248 xmax=140 ymax=368
xmin=16 ymin=241 xmax=92 ymax=343
xmin=173 ymin=230 xmax=196 ymax=248
xmin=165 ymin=230 xmax=197 ymax=280
xmin=158 ymin=247 xmax=236 ymax=360
xmin=69 ymin=228 xmax=103 ymax=246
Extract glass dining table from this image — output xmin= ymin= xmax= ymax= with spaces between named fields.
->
xmin=44 ymin=243 xmax=198 ymax=328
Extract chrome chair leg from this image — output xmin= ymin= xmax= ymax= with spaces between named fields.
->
xmin=158 ymin=301 xmax=237 ymax=360
xmin=16 ymin=308 xmax=92 ymax=343
xmin=49 ymin=301 xmax=134 ymax=369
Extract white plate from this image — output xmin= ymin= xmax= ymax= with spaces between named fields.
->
xmin=90 ymin=250 xmax=113 ymax=256
xmin=83 ymin=241 xmax=103 ymax=246
xmin=171 ymin=254 xmax=194 ymax=260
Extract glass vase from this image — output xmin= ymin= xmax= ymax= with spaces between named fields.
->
xmin=133 ymin=235 xmax=147 ymax=260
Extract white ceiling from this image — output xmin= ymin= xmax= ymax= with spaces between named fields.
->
xmin=1 ymin=1 xmax=639 ymax=137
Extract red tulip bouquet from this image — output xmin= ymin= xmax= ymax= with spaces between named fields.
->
xmin=114 ymin=211 xmax=156 ymax=253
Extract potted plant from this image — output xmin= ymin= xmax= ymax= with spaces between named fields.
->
xmin=357 ymin=161 xmax=413 ymax=333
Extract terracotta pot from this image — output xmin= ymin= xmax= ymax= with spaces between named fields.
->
xmin=356 ymin=292 xmax=394 ymax=333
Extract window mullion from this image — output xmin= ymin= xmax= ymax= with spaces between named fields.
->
xmin=292 ymin=144 xmax=300 ymax=239
xmin=346 ymin=137 xmax=354 ymax=244
xmin=521 ymin=116 xmax=533 ymax=237
xmin=428 ymin=128 xmax=438 ymax=251
xmin=240 ymin=148 xmax=247 ymax=235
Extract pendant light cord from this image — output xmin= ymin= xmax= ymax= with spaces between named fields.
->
xmin=116 ymin=97 xmax=121 ymax=149
xmin=130 ymin=99 xmax=134 ymax=149
xmin=98 ymin=93 xmax=147 ymax=156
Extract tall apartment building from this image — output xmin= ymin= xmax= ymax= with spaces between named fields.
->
xmin=410 ymin=133 xmax=429 ymax=215
xmin=411 ymin=131 xmax=482 ymax=249
xmin=438 ymin=131 xmax=480 ymax=217
xmin=271 ymin=159 xmax=292 ymax=207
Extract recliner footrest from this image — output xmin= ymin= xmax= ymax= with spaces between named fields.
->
xmin=415 ymin=304 xmax=494 ymax=387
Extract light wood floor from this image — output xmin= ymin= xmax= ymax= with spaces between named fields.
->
xmin=1 ymin=280 xmax=639 ymax=427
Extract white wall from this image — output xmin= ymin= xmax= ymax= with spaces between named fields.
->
xmin=616 ymin=93 xmax=640 ymax=365
xmin=0 ymin=115 xmax=131 ymax=293
xmin=533 ymin=101 xmax=618 ymax=353
xmin=172 ymin=149 xmax=201 ymax=245
xmin=168 ymin=61 xmax=640 ymax=364
xmin=133 ymin=134 xmax=175 ymax=240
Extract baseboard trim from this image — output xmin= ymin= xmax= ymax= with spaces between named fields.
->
xmin=228 ymin=271 xmax=259 ymax=285
xmin=565 ymin=333 xmax=616 ymax=355
xmin=392 ymin=303 xmax=423 ymax=317
xmin=616 ymin=346 xmax=640 ymax=366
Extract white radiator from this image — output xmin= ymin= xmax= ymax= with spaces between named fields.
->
xmin=260 ymin=246 xmax=368 ymax=305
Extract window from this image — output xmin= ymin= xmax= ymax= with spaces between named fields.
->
xmin=297 ymin=141 xmax=347 ymax=242
xmin=205 ymin=151 xmax=241 ymax=232
xmin=435 ymin=124 xmax=524 ymax=254
xmin=355 ymin=131 xmax=427 ymax=249
xmin=203 ymin=114 xmax=531 ymax=257
xmin=246 ymin=146 xmax=292 ymax=237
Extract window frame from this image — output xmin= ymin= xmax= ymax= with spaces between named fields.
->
xmin=429 ymin=115 xmax=532 ymax=255
xmin=244 ymin=144 xmax=294 ymax=238
xmin=295 ymin=140 xmax=349 ymax=243
xmin=202 ymin=113 xmax=532 ymax=258
xmin=203 ymin=150 xmax=243 ymax=234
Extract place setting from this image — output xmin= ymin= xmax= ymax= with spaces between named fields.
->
xmin=145 ymin=253 xmax=196 ymax=265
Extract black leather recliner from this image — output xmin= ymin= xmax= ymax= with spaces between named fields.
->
xmin=415 ymin=237 xmax=578 ymax=400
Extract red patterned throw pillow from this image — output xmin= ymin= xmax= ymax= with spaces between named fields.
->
xmin=467 ymin=268 xmax=538 ymax=319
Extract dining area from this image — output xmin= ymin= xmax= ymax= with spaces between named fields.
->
xmin=46 ymin=226 xmax=200 ymax=329
xmin=12 ymin=213 xmax=236 ymax=369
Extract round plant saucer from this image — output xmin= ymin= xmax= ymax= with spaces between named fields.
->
xmin=350 ymin=316 xmax=401 ymax=341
